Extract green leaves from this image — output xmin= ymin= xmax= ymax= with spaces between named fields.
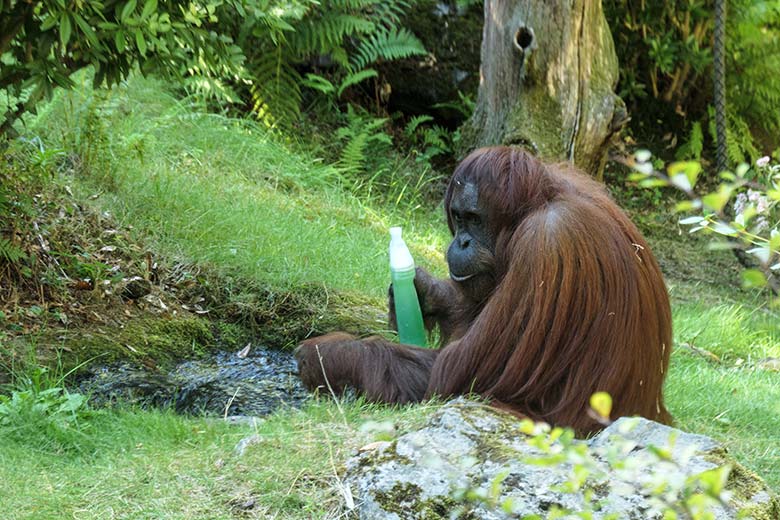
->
xmin=679 ymin=216 xmax=705 ymax=225
xmin=121 ymin=0 xmax=137 ymax=23
xmin=115 ymin=30 xmax=126 ymax=52
xmin=697 ymin=465 xmax=731 ymax=498
xmin=74 ymin=14 xmax=99 ymax=46
xmin=630 ymin=152 xmax=779 ymax=299
xmin=60 ymin=13 xmax=72 ymax=48
xmin=135 ymin=29 xmax=147 ymax=56
xmin=141 ymin=0 xmax=158 ymax=20
xmin=667 ymin=161 xmax=700 ymax=192
xmin=701 ymin=184 xmax=733 ymax=213
xmin=337 ymin=68 xmax=377 ymax=97
xmin=350 ymin=26 xmax=427 ymax=72
xmin=2 ymin=0 xmax=256 ymax=137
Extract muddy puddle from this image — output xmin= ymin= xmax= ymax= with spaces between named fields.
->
xmin=78 ymin=344 xmax=308 ymax=417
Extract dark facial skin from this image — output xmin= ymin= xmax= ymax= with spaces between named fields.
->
xmin=446 ymin=181 xmax=496 ymax=297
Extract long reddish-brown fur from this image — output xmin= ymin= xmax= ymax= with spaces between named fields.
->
xmin=296 ymin=147 xmax=672 ymax=435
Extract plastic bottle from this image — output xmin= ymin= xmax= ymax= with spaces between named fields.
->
xmin=389 ymin=227 xmax=427 ymax=347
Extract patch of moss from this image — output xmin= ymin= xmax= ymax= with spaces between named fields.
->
xmin=455 ymin=402 xmax=528 ymax=462
xmin=356 ymin=441 xmax=413 ymax=469
xmin=318 ymin=291 xmax=387 ymax=337
xmin=703 ymin=449 xmax=780 ymax=519
xmin=505 ymin=88 xmax=567 ymax=162
xmin=200 ymin=274 xmax=387 ymax=348
xmin=61 ymin=315 xmax=214 ymax=370
xmin=211 ymin=320 xmax=251 ymax=351
xmin=374 ymin=482 xmax=472 ymax=519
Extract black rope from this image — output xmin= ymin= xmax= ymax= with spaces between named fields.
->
xmin=713 ymin=0 xmax=727 ymax=174
xmin=713 ymin=0 xmax=779 ymax=293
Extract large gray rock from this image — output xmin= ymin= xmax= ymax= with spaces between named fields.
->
xmin=345 ymin=399 xmax=778 ymax=519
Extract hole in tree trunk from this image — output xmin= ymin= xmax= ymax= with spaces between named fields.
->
xmin=513 ymin=26 xmax=535 ymax=53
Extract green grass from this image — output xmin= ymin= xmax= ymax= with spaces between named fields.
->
xmin=1 ymin=76 xmax=778 ymax=517
xmin=0 ymin=399 xmax=432 ymax=519
xmin=668 ymin=350 xmax=780 ymax=486
xmin=667 ymin=297 xmax=780 ymax=488
xmin=31 ymin=75 xmax=450 ymax=299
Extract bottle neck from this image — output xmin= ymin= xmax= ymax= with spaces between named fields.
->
xmin=391 ymin=266 xmax=415 ymax=280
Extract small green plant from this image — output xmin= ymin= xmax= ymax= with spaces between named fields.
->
xmin=329 ymin=106 xmax=444 ymax=206
xmin=627 ymin=150 xmax=779 ymax=297
xmin=239 ymin=0 xmax=427 ymax=127
xmin=336 ymin=105 xmax=393 ymax=175
xmin=404 ymin=115 xmax=456 ymax=166
xmin=0 ymin=238 xmax=26 ymax=264
xmin=0 ymin=361 xmax=92 ymax=454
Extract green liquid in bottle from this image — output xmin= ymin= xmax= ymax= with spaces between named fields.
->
xmin=389 ymin=227 xmax=427 ymax=347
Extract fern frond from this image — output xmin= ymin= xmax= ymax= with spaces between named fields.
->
xmin=726 ymin=113 xmax=760 ymax=164
xmin=323 ymin=0 xmax=409 ymax=27
xmin=0 ymin=238 xmax=26 ymax=264
xmin=302 ymin=73 xmax=336 ymax=95
xmin=339 ymin=131 xmax=370 ymax=172
xmin=350 ymin=27 xmax=426 ymax=71
xmin=330 ymin=47 xmax=351 ymax=69
xmin=248 ymin=51 xmax=302 ymax=127
xmin=675 ymin=121 xmax=704 ymax=161
xmin=422 ymin=126 xmax=450 ymax=151
xmin=290 ymin=14 xmax=376 ymax=57
xmin=708 ymin=106 xmax=760 ymax=164
xmin=366 ymin=0 xmax=410 ymax=29
xmin=326 ymin=0 xmax=383 ymax=10
xmin=337 ymin=106 xmax=392 ymax=173
xmin=404 ymin=115 xmax=434 ymax=137
xmin=338 ymin=69 xmax=378 ymax=97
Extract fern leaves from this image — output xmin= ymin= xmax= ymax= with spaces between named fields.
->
xmin=0 ymin=238 xmax=26 ymax=264
xmin=351 ymin=27 xmax=426 ymax=72
xmin=337 ymin=106 xmax=392 ymax=173
xmin=337 ymin=69 xmax=378 ymax=97
xmin=404 ymin=115 xmax=435 ymax=137
xmin=249 ymin=51 xmax=302 ymax=127
xmin=244 ymin=0 xmax=425 ymax=126
xmin=676 ymin=121 xmax=704 ymax=160
xmin=290 ymin=14 xmax=375 ymax=57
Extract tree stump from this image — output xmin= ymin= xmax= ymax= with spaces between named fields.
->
xmin=464 ymin=0 xmax=626 ymax=177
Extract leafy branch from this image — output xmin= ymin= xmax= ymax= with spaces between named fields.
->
xmin=614 ymin=151 xmax=780 ymax=296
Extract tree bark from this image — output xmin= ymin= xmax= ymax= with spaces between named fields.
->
xmin=464 ymin=0 xmax=625 ymax=177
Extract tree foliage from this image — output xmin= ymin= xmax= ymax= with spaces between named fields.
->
xmin=629 ymin=151 xmax=780 ymax=297
xmin=0 ymin=0 xmax=255 ymax=137
xmin=604 ymin=0 xmax=780 ymax=163
xmin=236 ymin=0 xmax=426 ymax=127
xmin=1 ymin=0 xmax=425 ymax=136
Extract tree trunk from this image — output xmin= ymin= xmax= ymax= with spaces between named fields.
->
xmin=464 ymin=0 xmax=625 ymax=177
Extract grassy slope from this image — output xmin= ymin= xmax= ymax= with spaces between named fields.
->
xmin=32 ymin=76 xmax=450 ymax=299
xmin=1 ymin=77 xmax=778 ymax=518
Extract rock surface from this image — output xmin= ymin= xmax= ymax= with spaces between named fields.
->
xmin=78 ymin=344 xmax=307 ymax=416
xmin=345 ymin=399 xmax=778 ymax=519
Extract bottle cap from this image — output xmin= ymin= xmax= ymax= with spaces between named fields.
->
xmin=389 ymin=226 xmax=414 ymax=271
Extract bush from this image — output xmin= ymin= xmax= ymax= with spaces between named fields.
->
xmin=628 ymin=150 xmax=779 ymax=297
